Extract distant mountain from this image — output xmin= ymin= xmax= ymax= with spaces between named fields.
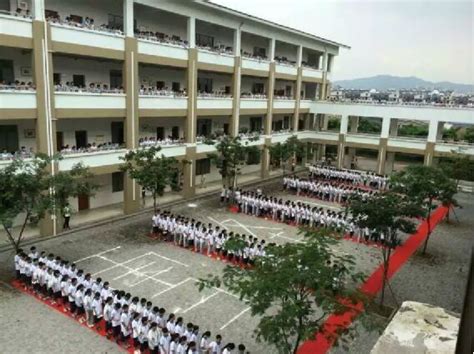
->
xmin=333 ymin=75 xmax=473 ymax=93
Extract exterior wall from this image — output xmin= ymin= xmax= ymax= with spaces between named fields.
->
xmin=0 ymin=47 xmax=33 ymax=83
xmin=196 ymin=20 xmax=234 ymax=48
xmin=0 ymin=119 xmax=37 ymax=150
xmin=139 ymin=65 xmax=186 ymax=89
xmin=241 ymin=76 xmax=267 ymax=94
xmin=56 ymin=118 xmax=123 ymax=147
xmin=139 ymin=117 xmax=185 ymax=139
xmin=197 ymin=71 xmax=232 ymax=91
xmin=241 ymin=32 xmax=269 ymax=55
xmin=53 ymin=55 xmax=123 ymax=87
xmin=275 ymin=41 xmax=297 ymax=61
xmin=135 ymin=5 xmax=187 ymax=40
xmin=45 ymin=0 xmax=120 ymax=27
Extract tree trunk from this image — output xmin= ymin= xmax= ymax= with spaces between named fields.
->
xmin=380 ymin=246 xmax=392 ymax=306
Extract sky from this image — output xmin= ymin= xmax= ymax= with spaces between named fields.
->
xmin=212 ymin=0 xmax=473 ymax=84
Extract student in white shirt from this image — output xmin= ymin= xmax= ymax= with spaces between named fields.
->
xmin=147 ymin=322 xmax=160 ymax=353
xmin=103 ymin=297 xmax=114 ymax=335
xmin=91 ymin=292 xmax=103 ymax=326
xmin=159 ymin=328 xmax=171 ymax=354
xmin=111 ymin=303 xmax=122 ymax=340
xmin=120 ymin=304 xmax=131 ymax=348
xmin=208 ymin=335 xmax=222 ymax=354
xmin=131 ymin=312 xmax=141 ymax=349
xmin=222 ymin=343 xmax=235 ymax=354
xmin=200 ymin=331 xmax=211 ymax=353
xmin=83 ymin=288 xmax=94 ymax=327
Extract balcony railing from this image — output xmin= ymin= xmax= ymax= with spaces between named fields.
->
xmin=55 ymin=91 xmax=126 ymax=109
xmin=323 ymin=99 xmax=474 ymax=110
xmin=0 ymin=89 xmax=37 ymax=109
xmin=0 ymin=11 xmax=32 ymax=38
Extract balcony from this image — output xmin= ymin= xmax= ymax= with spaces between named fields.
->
xmin=273 ymin=98 xmax=295 ymax=110
xmin=55 ymin=92 xmax=126 ymax=110
xmin=302 ymin=67 xmax=323 ymax=80
xmin=50 ymin=23 xmax=125 ymax=52
xmin=137 ymin=38 xmax=188 ymax=62
xmin=275 ymin=63 xmax=298 ymax=76
xmin=388 ymin=137 xmax=427 ymax=152
xmin=139 ymin=95 xmax=188 ymax=110
xmin=0 ymin=90 xmax=36 ymax=109
xmin=240 ymin=98 xmax=267 ymax=110
xmin=198 ymin=49 xmax=235 ymax=68
xmin=345 ymin=133 xmax=380 ymax=147
xmin=0 ymin=12 xmax=32 ymax=40
xmin=242 ymin=57 xmax=270 ymax=72
xmin=435 ymin=141 xmax=474 ymax=156
xmin=311 ymin=131 xmax=340 ymax=143
xmin=197 ymin=96 xmax=233 ymax=110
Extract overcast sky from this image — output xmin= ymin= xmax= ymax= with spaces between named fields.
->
xmin=212 ymin=0 xmax=473 ymax=84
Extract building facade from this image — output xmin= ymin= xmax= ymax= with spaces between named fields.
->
xmin=0 ymin=0 xmax=473 ymax=235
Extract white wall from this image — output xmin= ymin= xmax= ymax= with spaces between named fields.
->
xmin=274 ymin=79 xmax=295 ymax=96
xmin=241 ymin=76 xmax=267 ymax=94
xmin=2 ymin=120 xmax=37 ymax=151
xmin=89 ymin=173 xmax=124 ymax=209
xmin=56 ymin=118 xmax=124 ymax=147
xmin=139 ymin=117 xmax=185 ymax=139
xmin=45 ymin=0 xmax=121 ymax=26
xmin=135 ymin=4 xmax=187 ymax=40
xmin=0 ymin=47 xmax=33 ymax=83
xmin=241 ymin=32 xmax=269 ymax=56
xmin=196 ymin=19 xmax=234 ymax=48
xmin=275 ymin=41 xmax=297 ymax=61
xmin=53 ymin=55 xmax=123 ymax=87
xmin=139 ymin=65 xmax=186 ymax=90
xmin=198 ymin=71 xmax=232 ymax=92
xmin=239 ymin=115 xmax=265 ymax=130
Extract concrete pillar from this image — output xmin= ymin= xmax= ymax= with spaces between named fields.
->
xmin=123 ymin=0 xmax=134 ymax=37
xmin=230 ymin=56 xmax=241 ymax=136
xmin=336 ymin=133 xmax=345 ymax=169
xmin=186 ymin=48 xmax=198 ymax=143
xmin=389 ymin=118 xmax=398 ymax=137
xmin=296 ymin=45 xmax=303 ymax=67
xmin=293 ymin=67 xmax=303 ymax=132
xmin=381 ymin=117 xmax=391 ymax=138
xmin=340 ymin=115 xmax=349 ymax=134
xmin=183 ymin=146 xmax=196 ymax=198
xmin=233 ymin=27 xmax=241 ymax=56
xmin=427 ymin=121 xmax=440 ymax=143
xmin=376 ymin=138 xmax=388 ymax=174
xmin=349 ymin=116 xmax=359 ymax=133
xmin=269 ymin=38 xmax=276 ymax=62
xmin=123 ymin=37 xmax=140 ymax=214
xmin=187 ymin=17 xmax=196 ymax=48
xmin=385 ymin=152 xmax=395 ymax=174
xmin=265 ymin=62 xmax=276 ymax=135
xmin=321 ymin=51 xmax=328 ymax=99
xmin=424 ymin=142 xmax=436 ymax=166
xmin=32 ymin=0 xmax=45 ymax=21
xmin=261 ymin=137 xmax=271 ymax=179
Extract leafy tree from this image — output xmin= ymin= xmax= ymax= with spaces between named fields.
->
xmin=206 ymin=135 xmax=259 ymax=190
xmin=268 ymin=135 xmax=305 ymax=176
xmin=390 ymin=165 xmax=457 ymax=254
xmin=441 ymin=127 xmax=458 ymax=141
xmin=197 ymin=228 xmax=369 ymax=354
xmin=357 ymin=118 xmax=381 ymax=134
xmin=0 ymin=154 xmax=97 ymax=250
xmin=347 ymin=192 xmax=422 ymax=305
xmin=398 ymin=123 xmax=429 ymax=138
xmin=439 ymin=153 xmax=474 ymax=185
xmin=463 ymin=127 xmax=474 ymax=143
xmin=120 ymin=146 xmax=179 ymax=212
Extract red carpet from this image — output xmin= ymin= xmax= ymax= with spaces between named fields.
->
xmin=298 ymin=205 xmax=449 ymax=354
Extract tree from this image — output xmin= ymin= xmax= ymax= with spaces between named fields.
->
xmin=268 ymin=135 xmax=305 ymax=176
xmin=390 ymin=165 xmax=457 ymax=254
xmin=120 ymin=146 xmax=179 ymax=213
xmin=206 ymin=135 xmax=259 ymax=190
xmin=463 ymin=127 xmax=474 ymax=143
xmin=439 ymin=153 xmax=474 ymax=187
xmin=0 ymin=154 xmax=97 ymax=250
xmin=197 ymin=228 xmax=369 ymax=354
xmin=347 ymin=192 xmax=422 ymax=305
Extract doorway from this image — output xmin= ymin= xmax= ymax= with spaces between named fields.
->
xmin=0 ymin=125 xmax=19 ymax=153
xmin=110 ymin=70 xmax=123 ymax=89
xmin=56 ymin=131 xmax=64 ymax=151
xmin=156 ymin=127 xmax=165 ymax=140
xmin=73 ymin=74 xmax=85 ymax=87
xmin=77 ymin=194 xmax=89 ymax=211
xmin=0 ymin=59 xmax=14 ymax=83
xmin=75 ymin=130 xmax=87 ymax=149
xmin=111 ymin=122 xmax=124 ymax=145
xmin=197 ymin=119 xmax=212 ymax=137
xmin=250 ymin=117 xmax=262 ymax=132
xmin=171 ymin=126 xmax=180 ymax=140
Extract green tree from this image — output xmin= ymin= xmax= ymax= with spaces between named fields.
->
xmin=268 ymin=135 xmax=305 ymax=176
xmin=463 ymin=127 xmax=474 ymax=143
xmin=347 ymin=192 xmax=422 ymax=305
xmin=0 ymin=154 xmax=97 ymax=250
xmin=439 ymin=153 xmax=474 ymax=186
xmin=357 ymin=118 xmax=381 ymax=134
xmin=120 ymin=146 xmax=179 ymax=212
xmin=197 ymin=228 xmax=369 ymax=354
xmin=206 ymin=135 xmax=259 ymax=189
xmin=390 ymin=165 xmax=457 ymax=254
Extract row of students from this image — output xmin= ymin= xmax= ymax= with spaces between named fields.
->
xmin=14 ymin=246 xmax=247 ymax=354
xmin=152 ymin=211 xmax=270 ymax=264
xmin=283 ymin=176 xmax=377 ymax=204
xmin=309 ymin=164 xmax=389 ymax=190
xmin=236 ymin=190 xmax=351 ymax=231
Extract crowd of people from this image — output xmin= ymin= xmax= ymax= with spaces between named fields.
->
xmin=151 ymin=210 xmax=269 ymax=265
xmin=240 ymin=93 xmax=267 ymax=99
xmin=283 ymin=176 xmax=377 ymax=204
xmin=139 ymin=137 xmax=185 ymax=147
xmin=46 ymin=13 xmax=124 ymax=36
xmin=60 ymin=143 xmax=123 ymax=155
xmin=197 ymin=91 xmax=233 ymax=99
xmin=0 ymin=147 xmax=35 ymax=160
xmin=139 ymin=86 xmax=187 ymax=97
xmin=0 ymin=80 xmax=35 ymax=91
xmin=14 ymin=246 xmax=247 ymax=354
xmin=54 ymin=82 xmax=124 ymax=94
xmin=196 ymin=44 xmax=233 ymax=56
xmin=135 ymin=31 xmax=188 ymax=47
xmin=309 ymin=165 xmax=390 ymax=190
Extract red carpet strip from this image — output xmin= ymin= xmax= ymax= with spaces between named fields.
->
xmin=297 ymin=205 xmax=449 ymax=354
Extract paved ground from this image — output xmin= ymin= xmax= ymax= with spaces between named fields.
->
xmin=0 ymin=181 xmax=472 ymax=354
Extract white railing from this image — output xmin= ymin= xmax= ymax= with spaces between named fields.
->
xmin=0 ymin=11 xmax=32 ymax=38
xmin=0 ymin=90 xmax=37 ymax=109
xmin=55 ymin=92 xmax=126 ymax=109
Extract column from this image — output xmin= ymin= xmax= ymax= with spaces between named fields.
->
xmin=123 ymin=0 xmax=134 ymax=37
xmin=186 ymin=48 xmax=198 ymax=143
xmin=187 ymin=17 xmax=196 ymax=48
xmin=424 ymin=120 xmax=441 ymax=166
xmin=269 ymin=38 xmax=276 ymax=62
xmin=123 ymin=35 xmax=140 ymax=214
xmin=293 ymin=46 xmax=303 ymax=133
xmin=32 ymin=0 xmax=57 ymax=236
xmin=385 ymin=149 xmax=395 ymax=174
xmin=346 ymin=116 xmax=358 ymax=168
xmin=230 ymin=28 xmax=241 ymax=137
xmin=261 ymin=137 xmax=272 ymax=179
xmin=376 ymin=138 xmax=388 ymax=175
xmin=183 ymin=146 xmax=196 ymax=198
xmin=265 ymin=62 xmax=276 ymax=135
xmin=349 ymin=116 xmax=359 ymax=133
xmin=320 ymin=51 xmax=328 ymax=99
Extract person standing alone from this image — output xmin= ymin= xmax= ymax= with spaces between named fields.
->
xmin=63 ymin=203 xmax=71 ymax=230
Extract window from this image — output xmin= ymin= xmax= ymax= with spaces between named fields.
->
xmin=252 ymin=83 xmax=264 ymax=94
xmin=283 ymin=116 xmax=290 ymax=129
xmin=45 ymin=10 xmax=59 ymax=20
xmin=109 ymin=70 xmax=122 ymax=89
xmin=253 ymin=47 xmax=266 ymax=58
xmin=172 ymin=82 xmax=180 ymax=92
xmin=73 ymin=74 xmax=85 ymax=87
xmin=53 ymin=73 xmax=61 ymax=85
xmin=198 ymin=78 xmax=213 ymax=93
xmin=196 ymin=158 xmax=211 ymax=176
xmin=112 ymin=172 xmax=124 ymax=192
xmin=307 ymin=53 xmax=320 ymax=68
xmin=196 ymin=33 xmax=214 ymax=48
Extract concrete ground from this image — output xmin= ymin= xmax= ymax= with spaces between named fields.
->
xmin=0 ymin=180 xmax=471 ymax=354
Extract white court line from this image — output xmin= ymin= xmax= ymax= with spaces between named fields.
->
xmin=269 ymin=231 xmax=284 ymax=239
xmin=219 ymin=307 xmax=251 ymax=330
xmin=149 ymin=252 xmax=190 ymax=268
xmin=181 ymin=291 xmax=221 ymax=314
xmin=91 ymin=253 xmax=152 ymax=277
xmin=98 ymin=256 xmax=172 ymax=287
xmin=74 ymin=246 xmax=121 ymax=263
xmin=129 ymin=267 xmax=173 ymax=288
xmin=224 ymin=219 xmax=258 ymax=237
xmin=247 ymin=225 xmax=283 ymax=230
xmin=189 ymin=278 xmax=241 ymax=300
xmin=151 ymin=277 xmax=193 ymax=298
xmin=112 ymin=262 xmax=156 ymax=281
xmin=208 ymin=216 xmax=228 ymax=229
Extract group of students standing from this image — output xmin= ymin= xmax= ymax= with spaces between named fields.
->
xmin=151 ymin=211 xmax=269 ymax=265
xmin=14 ymin=246 xmax=247 ymax=354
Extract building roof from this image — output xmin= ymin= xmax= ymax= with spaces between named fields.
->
xmin=202 ymin=1 xmax=351 ymax=50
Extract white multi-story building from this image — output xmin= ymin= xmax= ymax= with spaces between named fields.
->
xmin=0 ymin=0 xmax=473 ymax=236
